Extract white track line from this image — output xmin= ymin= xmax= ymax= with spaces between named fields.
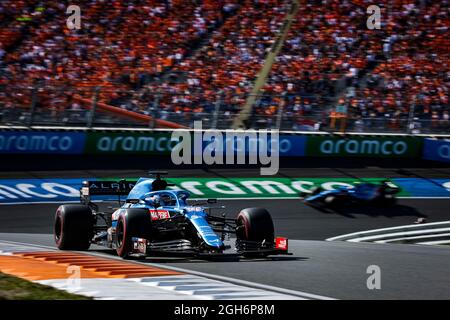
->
xmin=326 ymin=220 xmax=450 ymax=242
xmin=416 ymin=240 xmax=450 ymax=245
xmin=374 ymin=233 xmax=450 ymax=244
xmin=347 ymin=228 xmax=450 ymax=243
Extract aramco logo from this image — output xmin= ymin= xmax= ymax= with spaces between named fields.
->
xmin=319 ymin=139 xmax=408 ymax=155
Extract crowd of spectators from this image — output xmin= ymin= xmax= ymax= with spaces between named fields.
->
xmin=250 ymin=0 xmax=448 ymax=131
xmin=0 ymin=0 xmax=235 ymax=118
xmin=0 ymin=0 xmax=448 ymax=132
xmin=0 ymin=0 xmax=291 ymax=124
xmin=125 ymin=0 xmax=289 ymax=120
xmin=345 ymin=1 xmax=449 ymax=127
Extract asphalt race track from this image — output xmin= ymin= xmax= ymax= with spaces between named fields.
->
xmin=1 ymin=168 xmax=449 ymax=299
xmin=1 ymin=198 xmax=450 ymax=240
xmin=1 ymin=232 xmax=449 ymax=299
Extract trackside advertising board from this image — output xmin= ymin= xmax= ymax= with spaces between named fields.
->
xmin=84 ymin=132 xmax=176 ymax=155
xmin=0 ymin=131 xmax=438 ymax=160
xmin=0 ymin=131 xmax=86 ymax=154
xmin=305 ymin=136 xmax=422 ymax=158
xmin=83 ymin=132 xmax=307 ymax=157
xmin=1 ymin=177 xmax=450 ymax=204
xmin=0 ymin=131 xmax=305 ymax=157
xmin=423 ymin=139 xmax=450 ymax=163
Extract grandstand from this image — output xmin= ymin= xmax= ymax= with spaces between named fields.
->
xmin=0 ymin=0 xmax=448 ymax=133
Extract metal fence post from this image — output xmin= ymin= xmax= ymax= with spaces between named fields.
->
xmin=275 ymin=93 xmax=286 ymax=129
xmin=247 ymin=93 xmax=261 ymax=129
xmin=407 ymin=95 xmax=416 ymax=133
xmin=149 ymin=91 xmax=160 ymax=129
xmin=211 ymin=91 xmax=222 ymax=129
xmin=87 ymin=86 xmax=100 ymax=128
xmin=27 ymin=83 xmax=38 ymax=127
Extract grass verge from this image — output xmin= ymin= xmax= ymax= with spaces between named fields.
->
xmin=0 ymin=272 xmax=92 ymax=300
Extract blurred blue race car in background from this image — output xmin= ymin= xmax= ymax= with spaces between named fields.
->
xmin=302 ymin=180 xmax=400 ymax=208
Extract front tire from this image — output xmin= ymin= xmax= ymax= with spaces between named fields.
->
xmin=54 ymin=205 xmax=93 ymax=250
xmin=115 ymin=209 xmax=151 ymax=258
xmin=236 ymin=208 xmax=275 ymax=258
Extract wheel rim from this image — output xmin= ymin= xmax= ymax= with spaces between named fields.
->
xmin=117 ymin=219 xmax=125 ymax=248
xmin=236 ymin=215 xmax=249 ymax=240
xmin=54 ymin=214 xmax=62 ymax=243
xmin=236 ymin=218 xmax=245 ymax=239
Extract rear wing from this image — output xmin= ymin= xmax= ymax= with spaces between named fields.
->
xmin=80 ymin=180 xmax=138 ymax=204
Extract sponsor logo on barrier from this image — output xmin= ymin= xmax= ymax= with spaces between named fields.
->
xmin=96 ymin=136 xmax=178 ymax=153
xmin=84 ymin=131 xmax=305 ymax=159
xmin=2 ymin=177 xmax=450 ymax=204
xmin=438 ymin=145 xmax=450 ymax=159
xmin=0 ymin=180 xmax=79 ymax=202
xmin=0 ymin=131 xmax=426 ymax=161
xmin=85 ymin=132 xmax=178 ymax=154
xmin=200 ymin=134 xmax=305 ymax=157
xmin=320 ymin=139 xmax=407 ymax=155
xmin=0 ymin=178 xmax=398 ymax=203
xmin=423 ymin=139 xmax=450 ymax=163
xmin=306 ymin=136 xmax=421 ymax=157
xmin=0 ymin=132 xmax=86 ymax=154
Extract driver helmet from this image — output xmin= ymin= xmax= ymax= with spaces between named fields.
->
xmin=146 ymin=194 xmax=160 ymax=205
xmin=160 ymin=194 xmax=176 ymax=206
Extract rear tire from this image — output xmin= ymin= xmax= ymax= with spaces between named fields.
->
xmin=115 ymin=209 xmax=151 ymax=258
xmin=54 ymin=205 xmax=93 ymax=250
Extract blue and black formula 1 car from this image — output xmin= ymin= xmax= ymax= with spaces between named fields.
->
xmin=301 ymin=180 xmax=400 ymax=208
xmin=54 ymin=172 xmax=289 ymax=259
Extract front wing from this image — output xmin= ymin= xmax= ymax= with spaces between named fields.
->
xmin=130 ymin=237 xmax=291 ymax=257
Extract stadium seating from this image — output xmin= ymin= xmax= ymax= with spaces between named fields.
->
xmin=0 ymin=0 xmax=447 ymax=131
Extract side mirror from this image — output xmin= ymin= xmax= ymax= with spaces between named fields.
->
xmin=207 ymin=198 xmax=217 ymax=204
